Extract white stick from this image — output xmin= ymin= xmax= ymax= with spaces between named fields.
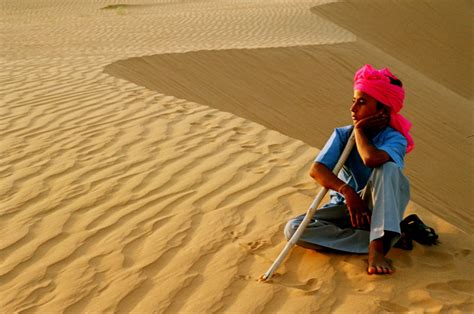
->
xmin=260 ymin=130 xmax=355 ymax=281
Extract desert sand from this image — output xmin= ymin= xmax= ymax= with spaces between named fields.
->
xmin=1 ymin=0 xmax=473 ymax=313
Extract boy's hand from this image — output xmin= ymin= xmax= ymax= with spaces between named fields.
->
xmin=341 ymin=185 xmax=371 ymax=229
xmin=354 ymin=112 xmax=389 ymax=133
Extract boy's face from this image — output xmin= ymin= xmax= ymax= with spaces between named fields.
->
xmin=351 ymin=90 xmax=382 ymax=122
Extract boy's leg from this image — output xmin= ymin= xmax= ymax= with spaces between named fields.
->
xmin=284 ymin=204 xmax=371 ymax=253
xmin=283 ymin=162 xmax=409 ymax=273
xmin=362 ymin=161 xmax=410 ymax=274
xmin=362 ymin=161 xmax=410 ymax=245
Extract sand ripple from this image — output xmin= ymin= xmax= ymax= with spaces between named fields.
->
xmin=1 ymin=0 xmax=473 ymax=312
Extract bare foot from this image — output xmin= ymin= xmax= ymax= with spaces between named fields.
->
xmin=367 ymin=239 xmax=394 ymax=275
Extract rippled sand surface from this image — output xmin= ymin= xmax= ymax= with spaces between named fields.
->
xmin=1 ymin=0 xmax=473 ymax=312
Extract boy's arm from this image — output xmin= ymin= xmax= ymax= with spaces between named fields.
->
xmin=310 ymin=162 xmax=370 ymax=228
xmin=354 ymin=112 xmax=391 ymax=168
xmin=309 ymin=162 xmax=346 ymax=193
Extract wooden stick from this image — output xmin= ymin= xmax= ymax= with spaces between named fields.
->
xmin=260 ymin=130 xmax=355 ymax=281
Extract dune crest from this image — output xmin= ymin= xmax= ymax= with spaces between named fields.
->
xmin=1 ymin=0 xmax=473 ymax=312
xmin=105 ymin=40 xmax=472 ymax=232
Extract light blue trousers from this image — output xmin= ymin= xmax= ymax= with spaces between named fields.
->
xmin=284 ymin=162 xmax=410 ymax=254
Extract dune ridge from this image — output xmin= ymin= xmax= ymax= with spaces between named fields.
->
xmin=312 ymin=0 xmax=472 ymax=99
xmin=104 ymin=39 xmax=473 ymax=233
xmin=1 ymin=0 xmax=473 ymax=312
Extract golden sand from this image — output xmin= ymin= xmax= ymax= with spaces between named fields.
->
xmin=1 ymin=0 xmax=473 ymax=312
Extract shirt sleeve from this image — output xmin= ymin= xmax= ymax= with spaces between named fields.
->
xmin=314 ymin=129 xmax=345 ymax=170
xmin=376 ymin=130 xmax=407 ymax=168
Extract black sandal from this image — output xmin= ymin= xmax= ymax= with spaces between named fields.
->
xmin=401 ymin=214 xmax=439 ymax=245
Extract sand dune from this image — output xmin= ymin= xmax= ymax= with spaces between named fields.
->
xmin=1 ymin=0 xmax=473 ymax=312
xmin=104 ymin=42 xmax=472 ymax=232
xmin=313 ymin=0 xmax=472 ymax=99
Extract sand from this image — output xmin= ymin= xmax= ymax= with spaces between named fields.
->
xmin=1 ymin=0 xmax=473 ymax=313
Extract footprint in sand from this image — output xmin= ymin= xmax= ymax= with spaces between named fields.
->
xmin=244 ymin=240 xmax=267 ymax=251
xmin=228 ymin=231 xmax=242 ymax=242
xmin=426 ymin=279 xmax=474 ymax=300
xmin=238 ymin=240 xmax=269 ymax=254
xmin=274 ymin=277 xmax=322 ymax=295
xmin=453 ymin=248 xmax=471 ymax=258
xmin=416 ymin=250 xmax=453 ymax=269
xmin=426 ymin=282 xmax=449 ymax=292
xmin=235 ymin=274 xmax=253 ymax=281
xmin=447 ymin=280 xmax=474 ymax=295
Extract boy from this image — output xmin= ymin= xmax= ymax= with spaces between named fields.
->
xmin=284 ymin=64 xmax=414 ymax=275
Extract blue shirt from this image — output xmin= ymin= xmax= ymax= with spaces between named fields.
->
xmin=314 ymin=125 xmax=407 ymax=205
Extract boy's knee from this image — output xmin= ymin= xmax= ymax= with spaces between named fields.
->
xmin=368 ymin=162 xmax=405 ymax=190
xmin=369 ymin=161 xmax=409 ymax=196
xmin=379 ymin=161 xmax=398 ymax=170
xmin=374 ymin=161 xmax=399 ymax=175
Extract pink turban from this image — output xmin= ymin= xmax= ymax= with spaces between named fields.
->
xmin=353 ymin=64 xmax=414 ymax=153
